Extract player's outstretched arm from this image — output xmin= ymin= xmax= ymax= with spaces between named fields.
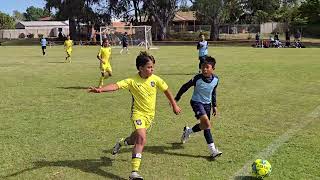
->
xmin=164 ymin=89 xmax=181 ymax=115
xmin=88 ymin=84 xmax=119 ymax=93
xmin=174 ymin=80 xmax=193 ymax=102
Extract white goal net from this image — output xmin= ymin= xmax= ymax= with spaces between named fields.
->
xmin=99 ymin=25 xmax=153 ymax=49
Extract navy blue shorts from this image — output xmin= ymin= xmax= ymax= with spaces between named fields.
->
xmin=199 ymin=55 xmax=207 ymax=63
xmin=190 ymin=100 xmax=211 ymax=119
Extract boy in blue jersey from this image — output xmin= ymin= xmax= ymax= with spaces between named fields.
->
xmin=175 ymin=56 xmax=222 ymax=159
xmin=40 ymin=37 xmax=47 ymax=56
xmin=197 ymin=33 xmax=208 ymax=73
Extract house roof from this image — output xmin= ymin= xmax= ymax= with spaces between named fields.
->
xmin=17 ymin=20 xmax=69 ymax=27
xmin=173 ymin=11 xmax=196 ymax=22
xmin=111 ymin=21 xmax=128 ymax=27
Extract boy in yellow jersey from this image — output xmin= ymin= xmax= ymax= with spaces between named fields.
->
xmin=89 ymin=51 xmax=181 ymax=180
xmin=97 ymin=39 xmax=112 ymax=88
xmin=64 ymin=35 xmax=73 ymax=62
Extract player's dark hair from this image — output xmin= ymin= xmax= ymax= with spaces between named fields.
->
xmin=101 ymin=38 xmax=108 ymax=46
xmin=136 ymin=51 xmax=155 ymax=70
xmin=203 ymin=56 xmax=216 ymax=67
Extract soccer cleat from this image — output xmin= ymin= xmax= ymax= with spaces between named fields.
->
xmin=112 ymin=138 xmax=124 ymax=155
xmin=211 ymin=149 xmax=222 ymax=159
xmin=129 ymin=171 xmax=143 ymax=180
xmin=181 ymin=126 xmax=191 ymax=144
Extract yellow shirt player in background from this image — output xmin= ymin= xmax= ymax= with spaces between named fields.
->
xmin=89 ymin=51 xmax=181 ymax=180
xmin=97 ymin=39 xmax=112 ymax=88
xmin=64 ymin=35 xmax=73 ymax=63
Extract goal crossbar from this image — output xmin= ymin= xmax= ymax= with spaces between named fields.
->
xmin=99 ymin=25 xmax=152 ymax=50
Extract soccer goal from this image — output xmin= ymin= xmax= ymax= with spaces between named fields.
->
xmin=99 ymin=25 xmax=153 ymax=50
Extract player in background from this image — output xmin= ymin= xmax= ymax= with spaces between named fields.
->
xmin=197 ymin=33 xmax=208 ymax=73
xmin=120 ymin=32 xmax=129 ymax=54
xmin=40 ymin=36 xmax=47 ymax=56
xmin=97 ymin=39 xmax=112 ymax=88
xmin=64 ymin=35 xmax=73 ymax=63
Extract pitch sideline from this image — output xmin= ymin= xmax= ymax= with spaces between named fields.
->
xmin=231 ymin=105 xmax=320 ymax=179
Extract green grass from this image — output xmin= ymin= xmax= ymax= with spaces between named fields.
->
xmin=0 ymin=46 xmax=319 ymax=180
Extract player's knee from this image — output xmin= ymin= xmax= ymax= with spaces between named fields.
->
xmin=201 ymin=122 xmax=211 ymax=129
xmin=135 ymin=134 xmax=146 ymax=146
xmin=200 ymin=117 xmax=211 ymax=129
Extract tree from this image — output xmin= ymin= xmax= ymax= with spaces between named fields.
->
xmin=252 ymin=10 xmax=269 ymax=24
xmin=0 ymin=12 xmax=15 ymax=29
xmin=107 ymin=0 xmax=155 ymax=25
xmin=193 ymin=0 xmax=226 ymax=40
xmin=224 ymin=0 xmax=244 ymax=24
xmin=299 ymin=0 xmax=320 ymax=24
xmin=45 ymin=0 xmax=104 ymax=40
xmin=144 ymin=0 xmax=181 ymax=40
xmin=12 ymin=10 xmax=26 ymax=21
xmin=24 ymin=6 xmax=50 ymax=21
xmin=241 ymin=0 xmax=281 ymax=23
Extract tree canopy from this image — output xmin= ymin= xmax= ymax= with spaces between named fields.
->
xmin=0 ymin=12 xmax=15 ymax=29
xmin=24 ymin=6 xmax=51 ymax=21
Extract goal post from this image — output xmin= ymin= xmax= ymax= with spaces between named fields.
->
xmin=99 ymin=25 xmax=153 ymax=49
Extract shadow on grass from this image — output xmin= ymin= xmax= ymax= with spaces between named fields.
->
xmin=105 ymin=142 xmax=215 ymax=162
xmin=234 ymin=176 xmax=259 ymax=180
xmin=3 ymin=157 xmax=126 ymax=180
xmin=48 ymin=62 xmax=66 ymax=64
xmin=57 ymin=86 xmax=89 ymax=90
xmin=159 ymin=73 xmax=196 ymax=76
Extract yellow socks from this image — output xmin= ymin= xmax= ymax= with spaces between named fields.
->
xmin=99 ymin=76 xmax=104 ymax=87
xmin=131 ymin=153 xmax=142 ymax=172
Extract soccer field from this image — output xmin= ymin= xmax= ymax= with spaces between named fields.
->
xmin=0 ymin=45 xmax=319 ymax=180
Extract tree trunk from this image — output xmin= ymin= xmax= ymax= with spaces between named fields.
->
xmin=210 ymin=19 xmax=219 ymax=41
xmin=158 ymin=23 xmax=168 ymax=41
xmin=69 ymin=17 xmax=77 ymax=40
xmin=133 ymin=0 xmax=140 ymax=24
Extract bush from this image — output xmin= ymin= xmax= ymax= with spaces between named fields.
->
xmin=302 ymin=24 xmax=320 ymax=37
xmin=18 ymin=33 xmax=26 ymax=39
xmin=167 ymin=31 xmax=210 ymax=41
xmin=27 ymin=33 xmax=34 ymax=39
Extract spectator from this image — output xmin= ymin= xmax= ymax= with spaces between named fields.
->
xmin=294 ymin=30 xmax=301 ymax=42
xmin=285 ymin=30 xmax=290 ymax=47
xmin=274 ymin=32 xmax=279 ymax=41
xmin=255 ymin=32 xmax=260 ymax=47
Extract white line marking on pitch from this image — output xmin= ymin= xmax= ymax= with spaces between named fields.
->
xmin=231 ymin=105 xmax=320 ymax=179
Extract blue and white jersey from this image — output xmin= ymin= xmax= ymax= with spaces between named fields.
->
xmin=175 ymin=74 xmax=219 ymax=106
xmin=41 ymin=38 xmax=47 ymax=47
xmin=197 ymin=41 xmax=208 ymax=57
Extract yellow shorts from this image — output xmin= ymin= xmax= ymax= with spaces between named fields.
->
xmin=100 ymin=62 xmax=112 ymax=73
xmin=131 ymin=112 xmax=154 ymax=130
xmin=66 ymin=49 xmax=72 ymax=55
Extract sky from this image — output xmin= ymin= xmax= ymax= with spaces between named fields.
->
xmin=0 ymin=0 xmax=45 ymax=15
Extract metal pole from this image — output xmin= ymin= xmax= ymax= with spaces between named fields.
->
xmin=144 ymin=26 xmax=147 ymax=50
xmin=99 ymin=26 xmax=102 ymax=45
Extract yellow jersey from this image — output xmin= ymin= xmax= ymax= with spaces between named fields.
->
xmin=64 ymin=40 xmax=73 ymax=49
xmin=116 ymin=74 xmax=168 ymax=116
xmin=98 ymin=47 xmax=111 ymax=63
